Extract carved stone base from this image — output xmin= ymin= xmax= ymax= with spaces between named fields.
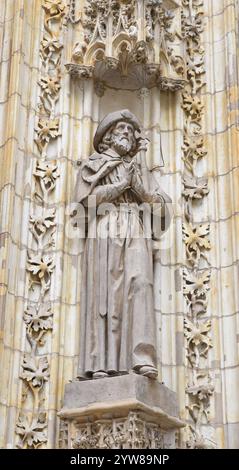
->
xmin=58 ymin=373 xmax=185 ymax=449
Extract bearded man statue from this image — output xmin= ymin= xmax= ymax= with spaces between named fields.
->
xmin=75 ymin=109 xmax=172 ymax=380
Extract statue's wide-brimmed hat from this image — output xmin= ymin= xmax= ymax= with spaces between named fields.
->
xmin=93 ymin=109 xmax=141 ymax=152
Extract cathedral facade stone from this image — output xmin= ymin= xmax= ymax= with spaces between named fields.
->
xmin=0 ymin=0 xmax=239 ymax=449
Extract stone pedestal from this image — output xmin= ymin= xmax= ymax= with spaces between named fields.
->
xmin=58 ymin=373 xmax=185 ymax=449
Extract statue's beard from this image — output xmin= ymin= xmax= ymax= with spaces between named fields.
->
xmin=111 ymin=134 xmax=134 ymax=156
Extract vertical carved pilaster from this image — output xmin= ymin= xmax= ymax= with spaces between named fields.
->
xmin=15 ymin=0 xmax=66 ymax=449
xmin=181 ymin=0 xmax=216 ymax=449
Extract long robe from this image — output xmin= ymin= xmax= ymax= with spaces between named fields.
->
xmin=75 ymin=148 xmax=171 ymax=378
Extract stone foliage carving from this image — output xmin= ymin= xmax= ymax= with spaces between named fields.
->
xmin=186 ymin=374 xmax=216 ymax=448
xmin=66 ymin=0 xmax=186 ymax=93
xmin=181 ymin=0 xmax=215 ymax=448
xmin=24 ymin=304 xmax=53 ymax=341
xmin=27 ymin=254 xmax=55 ymax=296
xmin=183 ymin=175 xmax=209 ymax=224
xmin=16 ymin=0 xmax=66 ymax=449
xmin=183 ymin=175 xmax=209 ymax=202
xmin=182 ymin=222 xmax=211 ymax=267
xmin=71 ymin=413 xmax=164 ymax=449
xmin=184 ymin=318 xmax=212 ymax=367
xmin=183 ymin=268 xmax=210 ymax=317
xmin=21 ymin=355 xmax=50 ymax=389
xmin=16 ymin=413 xmax=48 ymax=449
xmin=66 ymin=0 xmax=81 ymax=24
xmin=29 ymin=209 xmax=56 ymax=250
xmin=34 ymin=161 xmax=60 ymax=202
xmin=35 ymin=119 xmax=60 ymax=156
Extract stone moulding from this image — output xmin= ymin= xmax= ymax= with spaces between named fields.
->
xmin=59 ymin=374 xmax=185 ymax=449
xmin=65 ymin=0 xmax=187 ymax=94
xmin=65 ymin=62 xmax=187 ymax=93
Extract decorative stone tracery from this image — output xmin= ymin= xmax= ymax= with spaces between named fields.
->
xmin=66 ymin=0 xmax=186 ymax=94
xmin=72 ymin=413 xmax=165 ymax=450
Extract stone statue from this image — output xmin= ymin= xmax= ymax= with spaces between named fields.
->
xmin=75 ymin=109 xmax=172 ymax=380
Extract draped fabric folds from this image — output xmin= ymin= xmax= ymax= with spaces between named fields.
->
xmin=76 ymin=148 xmax=170 ymax=377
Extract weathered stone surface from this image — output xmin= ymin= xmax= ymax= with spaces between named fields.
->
xmin=59 ymin=373 xmax=184 ymax=449
xmin=0 ymin=0 xmax=239 ymax=450
xmin=74 ymin=110 xmax=172 ymax=382
xmin=62 ymin=373 xmax=180 ymax=423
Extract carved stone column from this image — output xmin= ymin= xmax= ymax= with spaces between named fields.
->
xmin=59 ymin=373 xmax=184 ymax=449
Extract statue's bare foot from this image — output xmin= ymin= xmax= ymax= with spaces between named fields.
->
xmin=92 ymin=371 xmax=108 ymax=379
xmin=138 ymin=366 xmax=158 ymax=379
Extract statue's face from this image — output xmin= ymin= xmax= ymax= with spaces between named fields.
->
xmin=111 ymin=121 xmax=136 ymax=156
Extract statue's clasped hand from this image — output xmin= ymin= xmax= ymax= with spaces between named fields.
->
xmin=121 ymin=159 xmax=137 ymax=189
